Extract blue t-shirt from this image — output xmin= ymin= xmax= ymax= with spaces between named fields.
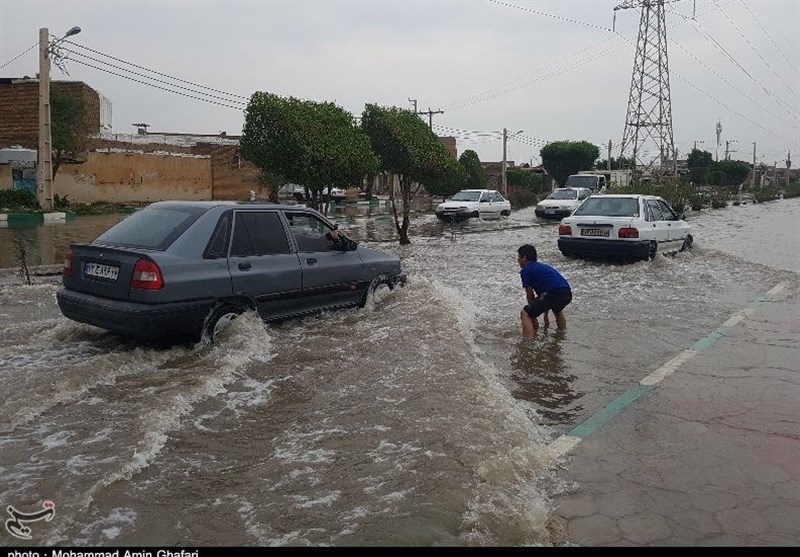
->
xmin=520 ymin=261 xmax=570 ymax=295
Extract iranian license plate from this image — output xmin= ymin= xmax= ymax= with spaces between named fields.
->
xmin=581 ymin=228 xmax=610 ymax=237
xmin=84 ymin=262 xmax=119 ymax=281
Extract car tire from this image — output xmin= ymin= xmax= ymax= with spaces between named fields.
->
xmin=680 ymin=234 xmax=694 ymax=252
xmin=560 ymin=250 xmax=575 ymax=258
xmin=203 ymin=303 xmax=245 ymax=343
xmin=360 ymin=276 xmax=393 ymax=308
xmin=647 ymin=241 xmax=658 ymax=261
xmin=500 ymin=210 xmax=510 ymax=217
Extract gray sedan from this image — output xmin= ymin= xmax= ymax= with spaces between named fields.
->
xmin=56 ymin=201 xmax=406 ymax=342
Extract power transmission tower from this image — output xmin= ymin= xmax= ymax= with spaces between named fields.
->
xmin=616 ymin=0 xmax=677 ymax=184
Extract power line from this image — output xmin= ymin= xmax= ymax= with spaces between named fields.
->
xmin=61 ymin=47 xmax=247 ymax=107
xmin=0 ymin=42 xmax=37 ymax=69
xmin=486 ymin=0 xmax=613 ymax=32
xmin=738 ymin=0 xmax=798 ymax=75
xmin=64 ymin=40 xmax=248 ymax=101
xmin=68 ymin=58 xmax=245 ymax=111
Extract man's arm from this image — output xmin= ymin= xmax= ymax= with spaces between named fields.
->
xmin=525 ymin=287 xmax=536 ymax=305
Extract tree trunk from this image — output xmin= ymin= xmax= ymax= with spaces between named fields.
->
xmin=399 ymin=175 xmax=411 ymax=245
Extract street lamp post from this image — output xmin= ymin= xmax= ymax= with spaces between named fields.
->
xmin=501 ymin=129 xmax=523 ymax=196
xmin=37 ymin=25 xmax=80 ymax=212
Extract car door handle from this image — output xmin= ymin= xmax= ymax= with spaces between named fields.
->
xmin=306 ymin=257 xmax=317 ymax=265
xmin=238 ymin=262 xmax=251 ymax=271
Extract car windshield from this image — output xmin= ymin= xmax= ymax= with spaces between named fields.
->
xmin=449 ymin=191 xmax=482 ymax=202
xmin=546 ymin=189 xmax=578 ymax=200
xmin=573 ymin=197 xmax=639 ymax=217
xmin=565 ymin=176 xmax=598 ymax=188
xmin=94 ymin=205 xmax=206 ymax=249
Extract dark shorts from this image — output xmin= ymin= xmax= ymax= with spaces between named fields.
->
xmin=524 ymin=288 xmax=572 ymax=318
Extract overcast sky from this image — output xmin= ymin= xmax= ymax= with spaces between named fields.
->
xmin=1 ymin=0 xmax=798 ymax=166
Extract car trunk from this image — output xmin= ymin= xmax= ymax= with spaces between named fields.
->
xmin=569 ymin=217 xmax=636 ymax=239
xmin=64 ymin=243 xmax=153 ymax=301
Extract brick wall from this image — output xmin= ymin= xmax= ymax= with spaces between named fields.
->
xmin=0 ymin=80 xmax=102 ymax=150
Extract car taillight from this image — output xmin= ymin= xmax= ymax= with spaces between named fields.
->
xmin=63 ymin=250 xmax=73 ymax=278
xmin=559 ymin=224 xmax=572 ymax=235
xmin=618 ymin=227 xmax=639 ymax=238
xmin=131 ymin=259 xmax=164 ymax=290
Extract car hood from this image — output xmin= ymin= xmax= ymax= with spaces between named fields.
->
xmin=437 ymin=200 xmax=476 ymax=209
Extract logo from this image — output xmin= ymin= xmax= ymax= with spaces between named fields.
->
xmin=5 ymin=500 xmax=55 ymax=540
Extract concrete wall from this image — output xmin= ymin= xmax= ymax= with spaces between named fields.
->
xmin=54 ymin=150 xmax=212 ymax=203
xmin=0 ymin=164 xmax=11 ymax=190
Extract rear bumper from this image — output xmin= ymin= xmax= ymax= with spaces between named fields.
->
xmin=56 ymin=288 xmax=214 ymax=340
xmin=558 ymin=237 xmax=650 ymax=260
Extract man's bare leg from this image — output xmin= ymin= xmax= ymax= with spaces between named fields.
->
xmin=521 ymin=310 xmax=538 ymax=338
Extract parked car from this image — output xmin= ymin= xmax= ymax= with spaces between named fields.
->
xmin=278 ymin=183 xmax=347 ymax=203
xmin=435 ymin=189 xmax=511 ymax=222
xmin=56 ymin=201 xmax=406 ymax=342
xmin=565 ymin=174 xmax=607 ymax=192
xmin=534 ymin=187 xmax=593 ymax=220
xmin=557 ymin=194 xmax=692 ymax=261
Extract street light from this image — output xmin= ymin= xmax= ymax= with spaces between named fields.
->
xmin=37 ymin=25 xmax=81 ymax=212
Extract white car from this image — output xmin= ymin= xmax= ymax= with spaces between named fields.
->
xmin=558 ymin=194 xmax=692 ymax=261
xmin=435 ymin=189 xmax=511 ymax=222
xmin=534 ymin=187 xmax=593 ymax=220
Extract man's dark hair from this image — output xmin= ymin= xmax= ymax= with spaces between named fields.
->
xmin=518 ymin=244 xmax=537 ymax=262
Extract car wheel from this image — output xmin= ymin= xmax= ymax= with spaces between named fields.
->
xmin=203 ymin=303 xmax=245 ymax=343
xmin=647 ymin=241 xmax=658 ymax=261
xmin=560 ymin=250 xmax=575 ymax=258
xmin=681 ymin=234 xmax=694 ymax=252
xmin=500 ymin=209 xmax=510 ymax=217
xmin=471 ymin=210 xmax=479 ymax=218
xmin=360 ymin=276 xmax=393 ymax=308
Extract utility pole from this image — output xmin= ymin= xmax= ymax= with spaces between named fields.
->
xmin=608 ymin=140 xmax=612 ymax=171
xmin=751 ymin=142 xmax=757 ymax=189
xmin=36 ymin=25 xmax=80 ymax=213
xmin=37 ymin=27 xmax=53 ymax=212
xmin=417 ymin=107 xmax=443 ymax=130
xmin=502 ymin=128 xmax=508 ymax=196
xmin=725 ymin=140 xmax=738 ymax=160
xmin=715 ymin=120 xmax=722 ymax=161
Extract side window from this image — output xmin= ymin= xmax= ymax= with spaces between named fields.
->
xmin=230 ymin=212 xmax=290 ymax=257
xmin=204 ymin=211 xmax=232 ymax=258
xmin=646 ymin=200 xmax=663 ymax=221
xmin=285 ymin=212 xmax=333 ymax=253
xmin=657 ymin=200 xmax=678 ymax=221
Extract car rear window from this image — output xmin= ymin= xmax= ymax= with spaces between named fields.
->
xmin=573 ymin=197 xmax=639 ymax=217
xmin=94 ymin=205 xmax=206 ymax=249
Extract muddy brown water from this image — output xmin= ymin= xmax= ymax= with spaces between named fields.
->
xmin=0 ymin=198 xmax=797 ymax=545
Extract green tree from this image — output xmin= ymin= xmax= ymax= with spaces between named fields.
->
xmin=424 ymin=157 xmax=467 ymax=198
xmin=240 ymin=93 xmax=378 ymax=211
xmin=506 ymin=167 xmax=542 ymax=194
xmin=595 ymin=155 xmax=633 ymax=170
xmin=540 ymin=140 xmax=600 ymax=186
xmin=687 ymin=148 xmax=714 ymax=169
xmin=713 ymin=160 xmax=751 ymax=189
xmin=51 ymin=85 xmax=90 ymax=179
xmin=361 ymin=104 xmax=454 ymax=245
xmin=687 ymin=166 xmax=711 ymax=185
xmin=458 ymin=150 xmax=488 ymax=189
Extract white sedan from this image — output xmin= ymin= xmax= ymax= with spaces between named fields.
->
xmin=435 ymin=189 xmax=511 ymax=222
xmin=534 ymin=187 xmax=593 ymax=220
xmin=557 ymin=194 xmax=692 ymax=261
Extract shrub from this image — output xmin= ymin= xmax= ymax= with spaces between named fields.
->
xmin=784 ymin=181 xmax=800 ymax=199
xmin=508 ymin=186 xmax=539 ymax=209
xmin=752 ymin=186 xmax=780 ymax=203
xmin=0 ymin=189 xmax=39 ymax=212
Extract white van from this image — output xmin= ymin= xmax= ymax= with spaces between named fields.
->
xmin=565 ymin=174 xmax=606 ymax=192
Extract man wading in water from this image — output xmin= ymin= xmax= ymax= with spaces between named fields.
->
xmin=517 ymin=244 xmax=572 ymax=337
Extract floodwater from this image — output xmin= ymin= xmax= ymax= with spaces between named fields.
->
xmin=0 ymin=198 xmax=798 ymax=546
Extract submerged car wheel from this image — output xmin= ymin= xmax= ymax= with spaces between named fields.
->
xmin=360 ymin=276 xmax=393 ymax=308
xmin=681 ymin=234 xmax=694 ymax=252
xmin=500 ymin=209 xmax=511 ymax=217
xmin=204 ymin=303 xmax=245 ymax=342
xmin=647 ymin=241 xmax=658 ymax=261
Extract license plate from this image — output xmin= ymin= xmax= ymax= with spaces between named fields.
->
xmin=581 ymin=228 xmax=610 ymax=237
xmin=84 ymin=262 xmax=119 ymax=281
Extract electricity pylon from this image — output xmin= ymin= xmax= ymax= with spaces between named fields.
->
xmin=616 ymin=0 xmax=677 ymax=184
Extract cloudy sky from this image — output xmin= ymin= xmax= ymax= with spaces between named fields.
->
xmin=1 ymin=0 xmax=798 ymax=167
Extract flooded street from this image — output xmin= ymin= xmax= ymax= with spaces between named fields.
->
xmin=0 ymin=198 xmax=798 ymax=546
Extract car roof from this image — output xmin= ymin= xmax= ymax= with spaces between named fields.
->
xmin=457 ymin=189 xmax=495 ymax=193
xmin=148 ymin=200 xmax=310 ymax=211
xmin=592 ymin=194 xmax=660 ymax=199
xmin=553 ymin=187 xmax=591 ymax=191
